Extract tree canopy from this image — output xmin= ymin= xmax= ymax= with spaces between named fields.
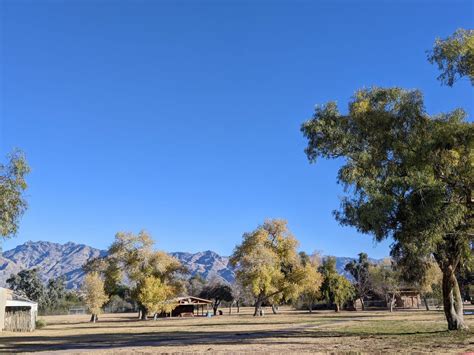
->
xmin=345 ymin=252 xmax=371 ymax=310
xmin=301 ymin=87 xmax=473 ymax=329
xmin=0 ymin=150 xmax=30 ymax=239
xmin=7 ymin=269 xmax=46 ymax=308
xmin=298 ymin=252 xmax=323 ymax=312
xmin=137 ymin=275 xmax=176 ymax=319
xmin=199 ymin=282 xmax=233 ymax=315
xmin=84 ymin=231 xmax=186 ymax=319
xmin=369 ymin=259 xmax=401 ymax=312
xmin=82 ymin=272 xmax=109 ymax=322
xmin=230 ymin=219 xmax=306 ymax=316
xmin=320 ymin=257 xmax=354 ymax=312
xmin=428 ymin=29 xmax=474 ymax=86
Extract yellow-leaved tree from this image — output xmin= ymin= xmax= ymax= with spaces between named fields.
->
xmin=138 ymin=275 xmax=177 ymax=320
xmin=82 ymin=272 xmax=109 ymax=323
xmin=230 ymin=219 xmax=307 ymax=316
xmin=85 ymin=231 xmax=186 ymax=320
xmin=298 ymin=252 xmax=323 ymax=312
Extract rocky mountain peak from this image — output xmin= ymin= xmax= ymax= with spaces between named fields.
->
xmin=0 ymin=241 xmax=373 ymax=289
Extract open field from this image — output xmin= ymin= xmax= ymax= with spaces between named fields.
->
xmin=1 ymin=307 xmax=473 ymax=354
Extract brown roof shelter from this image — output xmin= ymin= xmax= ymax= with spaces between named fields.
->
xmin=170 ymin=296 xmax=213 ymax=317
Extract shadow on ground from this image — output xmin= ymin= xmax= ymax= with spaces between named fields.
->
xmin=0 ymin=326 xmax=451 ymax=352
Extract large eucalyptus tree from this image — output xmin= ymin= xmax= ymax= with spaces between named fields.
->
xmin=301 ymin=87 xmax=473 ymax=330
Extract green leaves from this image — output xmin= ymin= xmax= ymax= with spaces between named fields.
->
xmin=231 ymin=219 xmax=306 ymax=304
xmin=0 ymin=150 xmax=30 ymax=239
xmin=428 ymin=29 xmax=474 ymax=86
xmin=320 ymin=257 xmax=354 ymax=310
xmin=302 ymin=86 xmax=473 ymax=277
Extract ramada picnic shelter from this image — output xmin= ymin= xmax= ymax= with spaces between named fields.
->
xmin=172 ymin=296 xmax=212 ymax=317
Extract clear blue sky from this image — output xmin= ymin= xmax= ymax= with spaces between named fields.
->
xmin=1 ymin=0 xmax=473 ymax=257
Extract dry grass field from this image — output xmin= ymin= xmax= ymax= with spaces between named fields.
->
xmin=1 ymin=306 xmax=473 ymax=353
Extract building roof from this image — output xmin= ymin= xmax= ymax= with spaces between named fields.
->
xmin=6 ymin=299 xmax=38 ymax=308
xmin=174 ymin=296 xmax=213 ymax=305
xmin=0 ymin=287 xmax=37 ymax=306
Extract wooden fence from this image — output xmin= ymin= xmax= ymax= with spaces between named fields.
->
xmin=4 ymin=309 xmax=34 ymax=332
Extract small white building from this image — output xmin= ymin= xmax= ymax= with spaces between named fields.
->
xmin=0 ymin=287 xmax=38 ymax=332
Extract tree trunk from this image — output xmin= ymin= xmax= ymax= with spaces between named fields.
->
xmin=91 ymin=314 xmax=97 ymax=323
xmin=335 ymin=303 xmax=340 ymax=312
xmin=389 ymin=294 xmax=396 ymax=312
xmin=90 ymin=314 xmax=95 ymax=322
xmin=140 ymin=306 xmax=147 ymax=320
xmin=271 ymin=304 xmax=278 ymax=314
xmin=359 ymin=297 xmax=365 ymax=311
xmin=237 ymin=300 xmax=240 ymax=313
xmin=254 ymin=299 xmax=263 ymax=316
xmin=442 ymin=266 xmax=468 ymax=330
xmin=308 ymin=301 xmax=313 ymax=313
xmin=153 ymin=313 xmax=158 ymax=321
xmin=423 ymin=296 xmax=430 ymax=311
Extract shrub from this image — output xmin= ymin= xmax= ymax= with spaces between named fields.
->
xmin=36 ymin=319 xmax=47 ymax=329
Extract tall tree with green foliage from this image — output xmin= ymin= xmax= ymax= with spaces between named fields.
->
xmin=301 ymin=87 xmax=473 ymax=329
xmin=320 ymin=257 xmax=354 ymax=312
xmin=186 ymin=274 xmax=207 ymax=297
xmin=230 ymin=219 xmax=306 ymax=316
xmin=345 ymin=252 xmax=371 ymax=310
xmin=369 ymin=259 xmax=402 ymax=312
xmin=45 ymin=277 xmax=67 ymax=311
xmin=199 ymin=282 xmax=233 ymax=315
xmin=6 ymin=268 xmax=46 ymax=309
xmin=428 ymin=28 xmax=474 ymax=309
xmin=0 ymin=150 xmax=30 ymax=240
xmin=428 ymin=29 xmax=474 ymax=86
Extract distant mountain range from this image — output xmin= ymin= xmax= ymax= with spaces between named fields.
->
xmin=0 ymin=241 xmax=377 ymax=289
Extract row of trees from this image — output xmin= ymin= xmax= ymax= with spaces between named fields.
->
xmin=346 ymin=253 xmax=443 ymax=312
xmin=80 ymin=221 xmax=335 ymax=319
xmin=230 ymin=219 xmax=355 ymax=315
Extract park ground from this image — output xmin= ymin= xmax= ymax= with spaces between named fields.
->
xmin=0 ymin=306 xmax=473 ymax=354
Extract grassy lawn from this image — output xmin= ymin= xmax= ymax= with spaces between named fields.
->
xmin=0 ymin=306 xmax=473 ymax=353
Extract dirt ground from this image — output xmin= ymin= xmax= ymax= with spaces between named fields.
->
xmin=1 ymin=306 xmax=473 ymax=354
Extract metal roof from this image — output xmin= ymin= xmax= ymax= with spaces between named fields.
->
xmin=175 ymin=296 xmax=213 ymax=305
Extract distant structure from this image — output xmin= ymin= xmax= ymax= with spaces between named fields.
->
xmin=171 ymin=296 xmax=212 ymax=317
xmin=395 ymin=288 xmax=422 ymax=308
xmin=0 ymin=287 xmax=38 ymax=332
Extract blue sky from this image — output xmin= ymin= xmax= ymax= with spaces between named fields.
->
xmin=1 ymin=0 xmax=473 ymax=257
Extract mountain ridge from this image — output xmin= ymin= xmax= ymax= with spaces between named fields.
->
xmin=0 ymin=240 xmax=377 ymax=289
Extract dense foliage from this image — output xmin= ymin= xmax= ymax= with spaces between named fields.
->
xmin=82 ymin=272 xmax=109 ymax=322
xmin=6 ymin=269 xmax=80 ymax=314
xmin=345 ymin=253 xmax=371 ymax=310
xmin=199 ymin=283 xmax=233 ymax=315
xmin=230 ymin=219 xmax=307 ymax=316
xmin=302 ymin=87 xmax=473 ymax=329
xmin=0 ymin=150 xmax=30 ymax=239
xmin=84 ymin=231 xmax=186 ymax=319
xmin=428 ymin=29 xmax=474 ymax=86
xmin=320 ymin=257 xmax=354 ymax=312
